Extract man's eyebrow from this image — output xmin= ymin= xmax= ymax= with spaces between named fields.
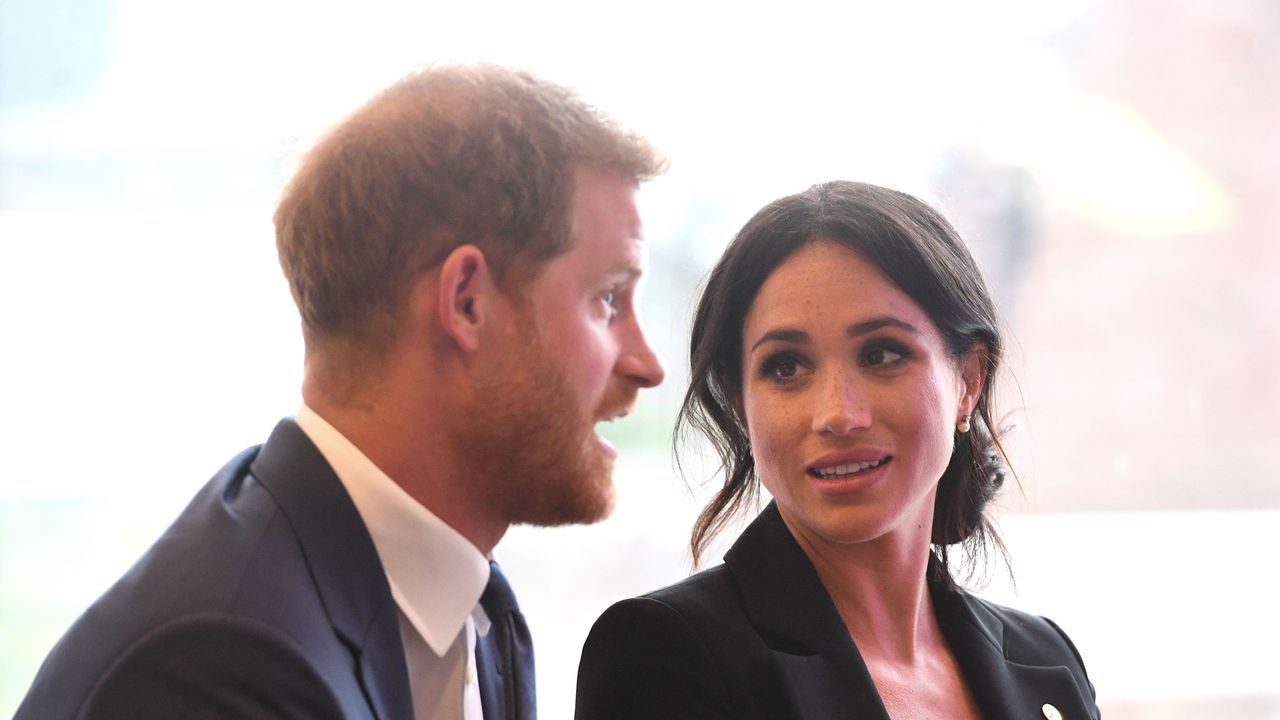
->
xmin=749 ymin=329 xmax=809 ymax=353
xmin=848 ymin=317 xmax=920 ymax=337
xmin=604 ymin=262 xmax=644 ymax=281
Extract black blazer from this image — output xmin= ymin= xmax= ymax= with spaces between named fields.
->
xmin=15 ymin=420 xmax=414 ymax=720
xmin=576 ymin=503 xmax=1099 ymax=720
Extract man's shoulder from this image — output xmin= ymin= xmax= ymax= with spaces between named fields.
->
xmin=61 ymin=614 xmax=349 ymax=720
xmin=114 ymin=439 xmax=297 ymax=614
xmin=17 ymin=427 xmax=370 ymax=720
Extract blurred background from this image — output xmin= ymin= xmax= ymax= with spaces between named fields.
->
xmin=2 ymin=0 xmax=1278 ymax=717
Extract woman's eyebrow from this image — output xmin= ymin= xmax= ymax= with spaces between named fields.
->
xmin=749 ymin=318 xmax=919 ymax=354
xmin=749 ymin=328 xmax=809 ymax=353
xmin=847 ymin=317 xmax=920 ymax=337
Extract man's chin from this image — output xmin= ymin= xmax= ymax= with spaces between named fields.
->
xmin=511 ymin=469 xmax=616 ymax=528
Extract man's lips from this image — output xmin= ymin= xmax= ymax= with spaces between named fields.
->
xmin=595 ymin=394 xmax=638 ymax=425
xmin=592 ymin=402 xmax=636 ymax=461
xmin=593 ymin=432 xmax=618 ymax=460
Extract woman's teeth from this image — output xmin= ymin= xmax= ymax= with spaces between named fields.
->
xmin=813 ymin=458 xmax=884 ymax=479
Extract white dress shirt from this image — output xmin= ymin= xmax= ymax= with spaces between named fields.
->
xmin=296 ymin=405 xmax=491 ymax=720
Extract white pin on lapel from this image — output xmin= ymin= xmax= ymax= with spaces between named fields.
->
xmin=1041 ymin=703 xmax=1062 ymax=720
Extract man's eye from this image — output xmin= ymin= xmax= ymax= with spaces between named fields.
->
xmin=599 ymin=289 xmax=621 ymax=320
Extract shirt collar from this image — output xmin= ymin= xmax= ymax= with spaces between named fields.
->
xmin=295 ymin=405 xmax=491 ymax=656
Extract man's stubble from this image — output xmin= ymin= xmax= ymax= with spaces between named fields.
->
xmin=452 ymin=314 xmax=629 ymax=529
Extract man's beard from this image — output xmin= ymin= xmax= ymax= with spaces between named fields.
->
xmin=452 ymin=320 xmax=628 ymax=528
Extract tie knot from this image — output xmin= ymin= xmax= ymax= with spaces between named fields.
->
xmin=481 ymin=561 xmax=519 ymax=617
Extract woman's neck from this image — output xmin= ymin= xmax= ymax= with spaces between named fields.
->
xmin=785 ymin=513 xmax=943 ymax=665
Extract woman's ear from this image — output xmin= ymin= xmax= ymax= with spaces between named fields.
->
xmin=958 ymin=342 xmax=990 ymax=419
xmin=437 ymin=245 xmax=495 ymax=353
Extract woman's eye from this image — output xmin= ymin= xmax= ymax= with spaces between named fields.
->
xmin=861 ymin=345 xmax=907 ymax=367
xmin=773 ymin=359 xmax=798 ymax=378
xmin=761 ymin=355 xmax=805 ymax=381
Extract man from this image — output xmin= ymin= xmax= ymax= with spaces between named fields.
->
xmin=16 ymin=64 xmax=666 ymax=720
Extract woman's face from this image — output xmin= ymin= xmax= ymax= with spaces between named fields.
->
xmin=740 ymin=241 xmax=983 ymax=550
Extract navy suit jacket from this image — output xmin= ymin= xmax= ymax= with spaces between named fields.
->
xmin=576 ymin=503 xmax=1100 ymax=720
xmin=16 ymin=420 xmax=414 ymax=720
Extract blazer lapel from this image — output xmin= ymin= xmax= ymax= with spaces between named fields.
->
xmin=933 ymin=584 xmax=1098 ymax=720
xmin=769 ymin=653 xmax=889 ymax=720
xmin=250 ymin=420 xmax=414 ymax=720
xmin=725 ymin=503 xmax=1095 ymax=720
xmin=725 ymin=503 xmax=890 ymax=720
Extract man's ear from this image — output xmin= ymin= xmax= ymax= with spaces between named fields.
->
xmin=437 ymin=245 xmax=496 ymax=353
xmin=958 ymin=342 xmax=989 ymax=419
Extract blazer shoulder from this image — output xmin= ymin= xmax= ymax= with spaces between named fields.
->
xmin=577 ymin=567 xmax=745 ymax=720
xmin=34 ymin=615 xmax=345 ymax=720
xmin=18 ymin=424 xmax=386 ymax=720
xmin=638 ymin=565 xmax=764 ymax=658
xmin=644 ymin=564 xmax=740 ymax=615
xmin=965 ymin=594 xmax=1092 ymax=670
xmin=959 ymin=592 xmax=1099 ymax=712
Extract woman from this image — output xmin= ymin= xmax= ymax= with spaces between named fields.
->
xmin=576 ymin=182 xmax=1098 ymax=720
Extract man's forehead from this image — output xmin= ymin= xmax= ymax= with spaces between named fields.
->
xmin=568 ymin=199 xmax=642 ymax=239
xmin=565 ymin=170 xmax=647 ymax=270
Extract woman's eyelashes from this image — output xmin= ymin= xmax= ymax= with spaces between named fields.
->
xmin=858 ymin=339 xmax=911 ymax=369
xmin=757 ymin=338 xmax=912 ymax=384
xmin=760 ymin=351 xmax=811 ymax=383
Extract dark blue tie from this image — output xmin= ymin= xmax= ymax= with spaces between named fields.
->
xmin=477 ymin=561 xmax=536 ymax=720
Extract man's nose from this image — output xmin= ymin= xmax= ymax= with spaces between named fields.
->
xmin=617 ymin=320 xmax=665 ymax=388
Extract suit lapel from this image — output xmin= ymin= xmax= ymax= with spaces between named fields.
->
xmin=727 ymin=504 xmax=1093 ymax=720
xmin=933 ymin=587 xmax=1097 ymax=720
xmin=769 ymin=652 xmax=889 ymax=720
xmin=725 ymin=503 xmax=890 ymax=720
xmin=250 ymin=420 xmax=414 ymax=720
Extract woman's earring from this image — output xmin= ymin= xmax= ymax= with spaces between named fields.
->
xmin=956 ymin=415 xmax=971 ymax=433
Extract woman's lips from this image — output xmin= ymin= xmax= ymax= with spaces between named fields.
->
xmin=806 ymin=456 xmax=892 ymax=494
xmin=808 ymin=455 xmax=891 ymax=479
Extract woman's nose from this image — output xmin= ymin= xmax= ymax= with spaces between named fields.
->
xmin=811 ymin=370 xmax=871 ymax=436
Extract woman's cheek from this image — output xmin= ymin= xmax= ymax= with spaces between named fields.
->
xmin=746 ymin=402 xmax=796 ymax=490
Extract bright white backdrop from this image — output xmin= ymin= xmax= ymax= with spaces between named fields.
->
xmin=3 ymin=1 xmax=1278 ymax=717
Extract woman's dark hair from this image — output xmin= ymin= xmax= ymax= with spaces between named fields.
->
xmin=678 ymin=181 xmax=1010 ymax=588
